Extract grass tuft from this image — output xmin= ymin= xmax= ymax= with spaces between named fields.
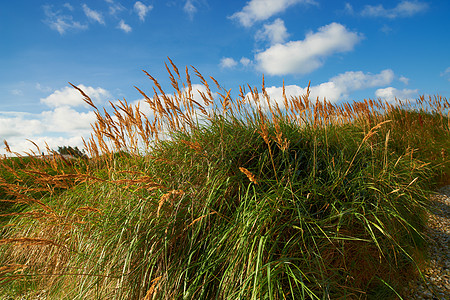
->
xmin=1 ymin=60 xmax=448 ymax=299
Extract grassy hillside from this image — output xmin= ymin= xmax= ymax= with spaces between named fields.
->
xmin=1 ymin=62 xmax=449 ymax=299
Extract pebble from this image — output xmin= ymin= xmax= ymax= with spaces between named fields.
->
xmin=403 ymin=185 xmax=450 ymax=299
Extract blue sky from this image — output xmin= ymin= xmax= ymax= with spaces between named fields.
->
xmin=1 ymin=0 xmax=449 ymax=155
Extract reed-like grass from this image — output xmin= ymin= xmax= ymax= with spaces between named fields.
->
xmin=0 ymin=60 xmax=449 ymax=299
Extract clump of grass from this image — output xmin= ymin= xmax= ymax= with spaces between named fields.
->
xmin=0 ymin=60 xmax=448 ymax=299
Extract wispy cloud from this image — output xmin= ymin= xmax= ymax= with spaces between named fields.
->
xmin=441 ymin=67 xmax=450 ymax=82
xmin=343 ymin=3 xmax=354 ymax=15
xmin=11 ymin=89 xmax=23 ymax=96
xmin=240 ymin=57 xmax=252 ymax=67
xmin=255 ymin=22 xmax=363 ymax=75
xmin=63 ymin=3 xmax=74 ymax=11
xmin=118 ymin=20 xmax=132 ymax=33
xmin=399 ymin=76 xmax=409 ymax=85
xmin=107 ymin=0 xmax=125 ymax=15
xmin=361 ymin=1 xmax=428 ymax=19
xmin=230 ymin=0 xmax=317 ymax=27
xmin=134 ymin=1 xmax=153 ymax=21
xmin=43 ymin=5 xmax=87 ymax=35
xmin=82 ymin=4 xmax=105 ymax=25
xmin=380 ymin=24 xmax=393 ymax=34
xmin=184 ymin=0 xmax=198 ymax=20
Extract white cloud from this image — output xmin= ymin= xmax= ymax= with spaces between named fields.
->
xmin=41 ymin=107 xmax=96 ymax=133
xmin=63 ymin=3 xmax=74 ymax=11
xmin=330 ymin=69 xmax=394 ymax=92
xmin=375 ymin=87 xmax=418 ymax=102
xmin=43 ymin=5 xmax=88 ymax=34
xmin=230 ymin=0 xmax=317 ymax=27
xmin=220 ymin=57 xmax=238 ymax=69
xmin=106 ymin=0 xmax=125 ymax=15
xmin=0 ymin=107 xmax=95 ymax=156
xmin=40 ymin=85 xmax=111 ymax=108
xmin=255 ymin=22 xmax=362 ymax=75
xmin=0 ymin=112 xmax=43 ymax=139
xmin=189 ymin=84 xmax=217 ymax=104
xmin=82 ymin=4 xmax=105 ymax=25
xmin=1 ymin=136 xmax=87 ymax=157
xmin=361 ymin=1 xmax=428 ymax=19
xmin=134 ymin=1 xmax=153 ymax=21
xmin=253 ymin=69 xmax=395 ymax=108
xmin=344 ymin=3 xmax=354 ymax=14
xmin=240 ymin=57 xmax=252 ymax=67
xmin=130 ymin=98 xmax=154 ymax=117
xmin=118 ymin=20 xmax=132 ymax=33
xmin=11 ymin=89 xmax=23 ymax=96
xmin=184 ymin=0 xmax=198 ymax=20
xmin=256 ymin=18 xmax=289 ymax=45
xmin=399 ymin=76 xmax=409 ymax=85
xmin=380 ymin=25 xmax=393 ymax=34
xmin=35 ymin=83 xmax=52 ymax=93
xmin=1 ymin=84 xmax=121 ymax=156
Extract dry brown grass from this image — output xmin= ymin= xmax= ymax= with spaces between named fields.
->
xmin=0 ymin=59 xmax=448 ymax=299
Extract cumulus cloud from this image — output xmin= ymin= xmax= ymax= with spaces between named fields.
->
xmin=361 ymin=1 xmax=428 ymax=19
xmin=261 ymin=69 xmax=395 ymax=105
xmin=230 ymin=0 xmax=317 ymax=27
xmin=255 ymin=18 xmax=289 ymax=44
xmin=40 ymin=85 xmax=111 ymax=108
xmin=43 ymin=5 xmax=88 ymax=34
xmin=0 ymin=84 xmax=117 ymax=156
xmin=220 ymin=57 xmax=238 ymax=69
xmin=0 ymin=112 xmax=44 ymax=139
xmin=375 ymin=87 xmax=418 ymax=102
xmin=0 ymin=108 xmax=95 ymax=156
xmin=82 ymin=4 xmax=105 ymax=25
xmin=129 ymin=99 xmax=154 ymax=117
xmin=255 ymin=22 xmax=362 ymax=75
xmin=118 ymin=20 xmax=132 ymax=33
xmin=41 ymin=107 xmax=96 ymax=133
xmin=134 ymin=1 xmax=153 ymax=21
xmin=330 ymin=69 xmax=394 ymax=92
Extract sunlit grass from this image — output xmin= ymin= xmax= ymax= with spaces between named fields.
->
xmin=1 ymin=60 xmax=449 ymax=299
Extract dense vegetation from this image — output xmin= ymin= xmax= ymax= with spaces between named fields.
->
xmin=1 ymin=61 xmax=449 ymax=299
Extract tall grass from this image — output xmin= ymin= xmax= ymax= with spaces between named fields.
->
xmin=1 ymin=60 xmax=449 ymax=299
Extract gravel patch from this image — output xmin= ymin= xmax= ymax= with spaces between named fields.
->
xmin=403 ymin=185 xmax=450 ymax=299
